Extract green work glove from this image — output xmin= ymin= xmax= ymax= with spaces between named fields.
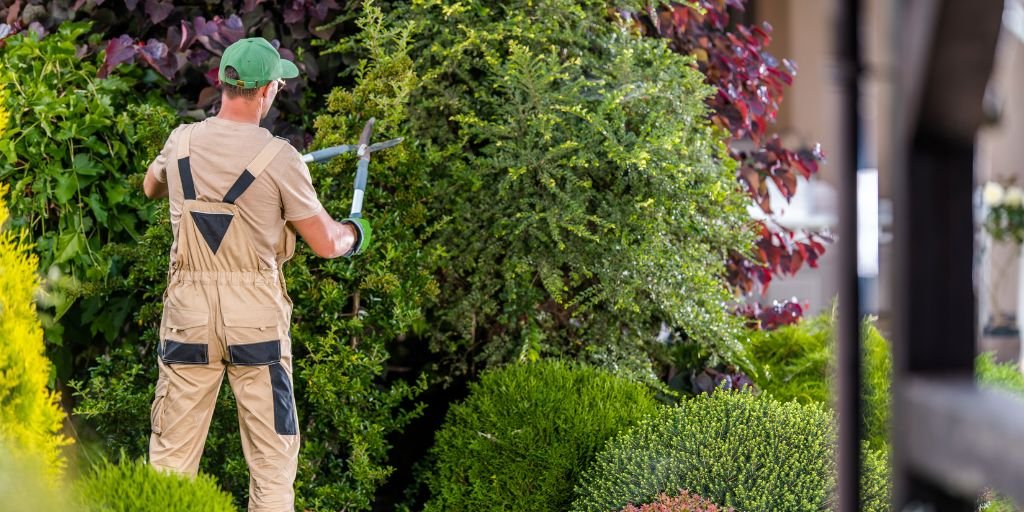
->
xmin=342 ymin=217 xmax=372 ymax=256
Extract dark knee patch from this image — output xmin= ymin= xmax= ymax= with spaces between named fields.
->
xmin=269 ymin=363 xmax=297 ymax=435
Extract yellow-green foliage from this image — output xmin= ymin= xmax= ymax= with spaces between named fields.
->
xmin=0 ymin=183 xmax=70 ymax=479
xmin=75 ymin=458 xmax=237 ymax=512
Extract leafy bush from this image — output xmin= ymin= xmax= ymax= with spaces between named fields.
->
xmin=76 ymin=6 xmax=430 ymax=510
xmin=75 ymin=458 xmax=237 ymax=512
xmin=423 ymin=360 xmax=661 ymax=512
xmin=0 ymin=22 xmax=177 ymax=285
xmin=620 ymin=1 xmax=829 ymax=301
xmin=976 ymin=351 xmax=1024 ymax=395
xmin=743 ymin=311 xmax=890 ymax=448
xmin=621 ymin=490 xmax=733 ymax=512
xmin=0 ymin=22 xmax=180 ymax=384
xmin=0 ymin=183 xmax=70 ymax=480
xmin=746 ymin=311 xmax=1024 ymax=450
xmin=379 ymin=0 xmax=753 ymax=374
xmin=571 ymin=391 xmax=889 ymax=512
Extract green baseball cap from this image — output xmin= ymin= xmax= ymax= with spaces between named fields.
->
xmin=218 ymin=37 xmax=299 ymax=89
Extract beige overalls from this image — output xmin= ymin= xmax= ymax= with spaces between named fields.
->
xmin=150 ymin=123 xmax=299 ymax=512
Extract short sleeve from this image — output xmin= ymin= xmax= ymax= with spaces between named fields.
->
xmin=147 ymin=126 xmax=181 ymax=183
xmin=276 ymin=155 xmax=324 ymax=221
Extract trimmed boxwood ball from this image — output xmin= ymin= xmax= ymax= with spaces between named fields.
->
xmin=76 ymin=458 xmax=237 ymax=512
xmin=423 ymin=359 xmax=662 ymax=512
xmin=571 ymin=390 xmax=889 ymax=512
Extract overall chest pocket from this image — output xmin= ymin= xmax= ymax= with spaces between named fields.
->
xmin=224 ymin=307 xmax=282 ymax=366
xmin=161 ymin=306 xmax=209 ymax=365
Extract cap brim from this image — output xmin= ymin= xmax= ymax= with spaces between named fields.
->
xmin=279 ymin=59 xmax=300 ymax=79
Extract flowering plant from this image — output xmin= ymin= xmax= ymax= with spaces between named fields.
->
xmin=981 ymin=180 xmax=1024 ymax=330
xmin=982 ymin=181 xmax=1024 ymax=244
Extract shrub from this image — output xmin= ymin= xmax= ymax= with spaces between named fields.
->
xmin=976 ymin=351 xmax=1024 ymax=395
xmin=745 ymin=311 xmax=1024 ymax=450
xmin=377 ymin=0 xmax=754 ymax=374
xmin=0 ymin=183 xmax=70 ymax=480
xmin=620 ymin=490 xmax=733 ymax=512
xmin=571 ymin=391 xmax=889 ymax=512
xmin=743 ymin=311 xmax=890 ymax=449
xmin=0 ymin=22 xmax=180 ymax=386
xmin=0 ymin=22 xmax=177 ymax=285
xmin=75 ymin=458 xmax=237 ymax=512
xmin=423 ymin=360 xmax=662 ymax=512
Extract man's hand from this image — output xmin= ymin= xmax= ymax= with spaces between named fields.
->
xmin=341 ymin=217 xmax=372 ymax=256
xmin=292 ymin=209 xmax=369 ymax=259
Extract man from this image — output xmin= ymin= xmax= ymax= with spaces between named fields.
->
xmin=141 ymin=37 xmax=371 ymax=511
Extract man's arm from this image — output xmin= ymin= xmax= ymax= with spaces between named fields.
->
xmin=143 ymin=167 xmax=168 ymax=199
xmin=291 ymin=209 xmax=359 ymax=259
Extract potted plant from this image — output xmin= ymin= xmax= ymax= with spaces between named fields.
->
xmin=980 ymin=180 xmax=1024 ymax=363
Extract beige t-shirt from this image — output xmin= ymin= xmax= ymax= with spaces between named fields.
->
xmin=148 ymin=117 xmax=323 ymax=270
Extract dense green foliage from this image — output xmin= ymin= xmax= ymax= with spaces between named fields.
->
xmin=382 ymin=0 xmax=753 ymax=373
xmin=571 ymin=391 xmax=889 ymax=512
xmin=0 ymin=184 xmax=70 ymax=481
xmin=75 ymin=459 xmax=237 ymax=512
xmin=744 ymin=312 xmax=890 ymax=448
xmin=0 ymin=22 xmax=177 ymax=285
xmin=746 ymin=312 xmax=1024 ymax=451
xmin=423 ymin=360 xmax=661 ymax=512
xmin=0 ymin=22 xmax=179 ymax=386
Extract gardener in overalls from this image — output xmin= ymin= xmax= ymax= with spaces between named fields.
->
xmin=141 ymin=37 xmax=370 ymax=511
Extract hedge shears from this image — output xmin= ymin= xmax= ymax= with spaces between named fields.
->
xmin=300 ymin=118 xmax=402 ymax=219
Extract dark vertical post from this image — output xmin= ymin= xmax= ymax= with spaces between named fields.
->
xmin=891 ymin=0 xmax=1003 ymax=509
xmin=836 ymin=0 xmax=862 ymax=510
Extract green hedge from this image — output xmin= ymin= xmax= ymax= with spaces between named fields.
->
xmin=571 ymin=391 xmax=889 ymax=512
xmin=423 ymin=360 xmax=661 ymax=512
xmin=75 ymin=459 xmax=236 ymax=512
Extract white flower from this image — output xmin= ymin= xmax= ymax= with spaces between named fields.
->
xmin=1005 ymin=186 xmax=1024 ymax=207
xmin=983 ymin=182 xmax=1006 ymax=206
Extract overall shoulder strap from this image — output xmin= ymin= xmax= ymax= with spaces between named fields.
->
xmin=223 ymin=136 xmax=290 ymax=205
xmin=175 ymin=124 xmax=198 ymax=201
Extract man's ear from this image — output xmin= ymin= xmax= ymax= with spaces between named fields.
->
xmin=259 ymin=83 xmax=273 ymax=99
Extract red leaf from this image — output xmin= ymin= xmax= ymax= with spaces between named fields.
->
xmin=145 ymin=0 xmax=174 ymax=25
xmin=99 ymin=35 xmax=138 ymax=78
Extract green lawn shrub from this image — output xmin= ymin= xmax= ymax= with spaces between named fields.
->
xmin=620 ymin=490 xmax=733 ymax=512
xmin=423 ymin=359 xmax=661 ymax=512
xmin=0 ymin=183 xmax=70 ymax=480
xmin=75 ymin=458 xmax=236 ymax=512
xmin=571 ymin=390 xmax=889 ymax=512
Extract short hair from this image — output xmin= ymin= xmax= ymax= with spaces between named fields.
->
xmin=221 ymin=66 xmax=260 ymax=100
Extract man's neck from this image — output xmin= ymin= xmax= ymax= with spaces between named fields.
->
xmin=216 ymin=98 xmax=262 ymax=125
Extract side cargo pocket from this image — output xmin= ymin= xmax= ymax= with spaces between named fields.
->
xmin=151 ymin=378 xmax=168 ymax=435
